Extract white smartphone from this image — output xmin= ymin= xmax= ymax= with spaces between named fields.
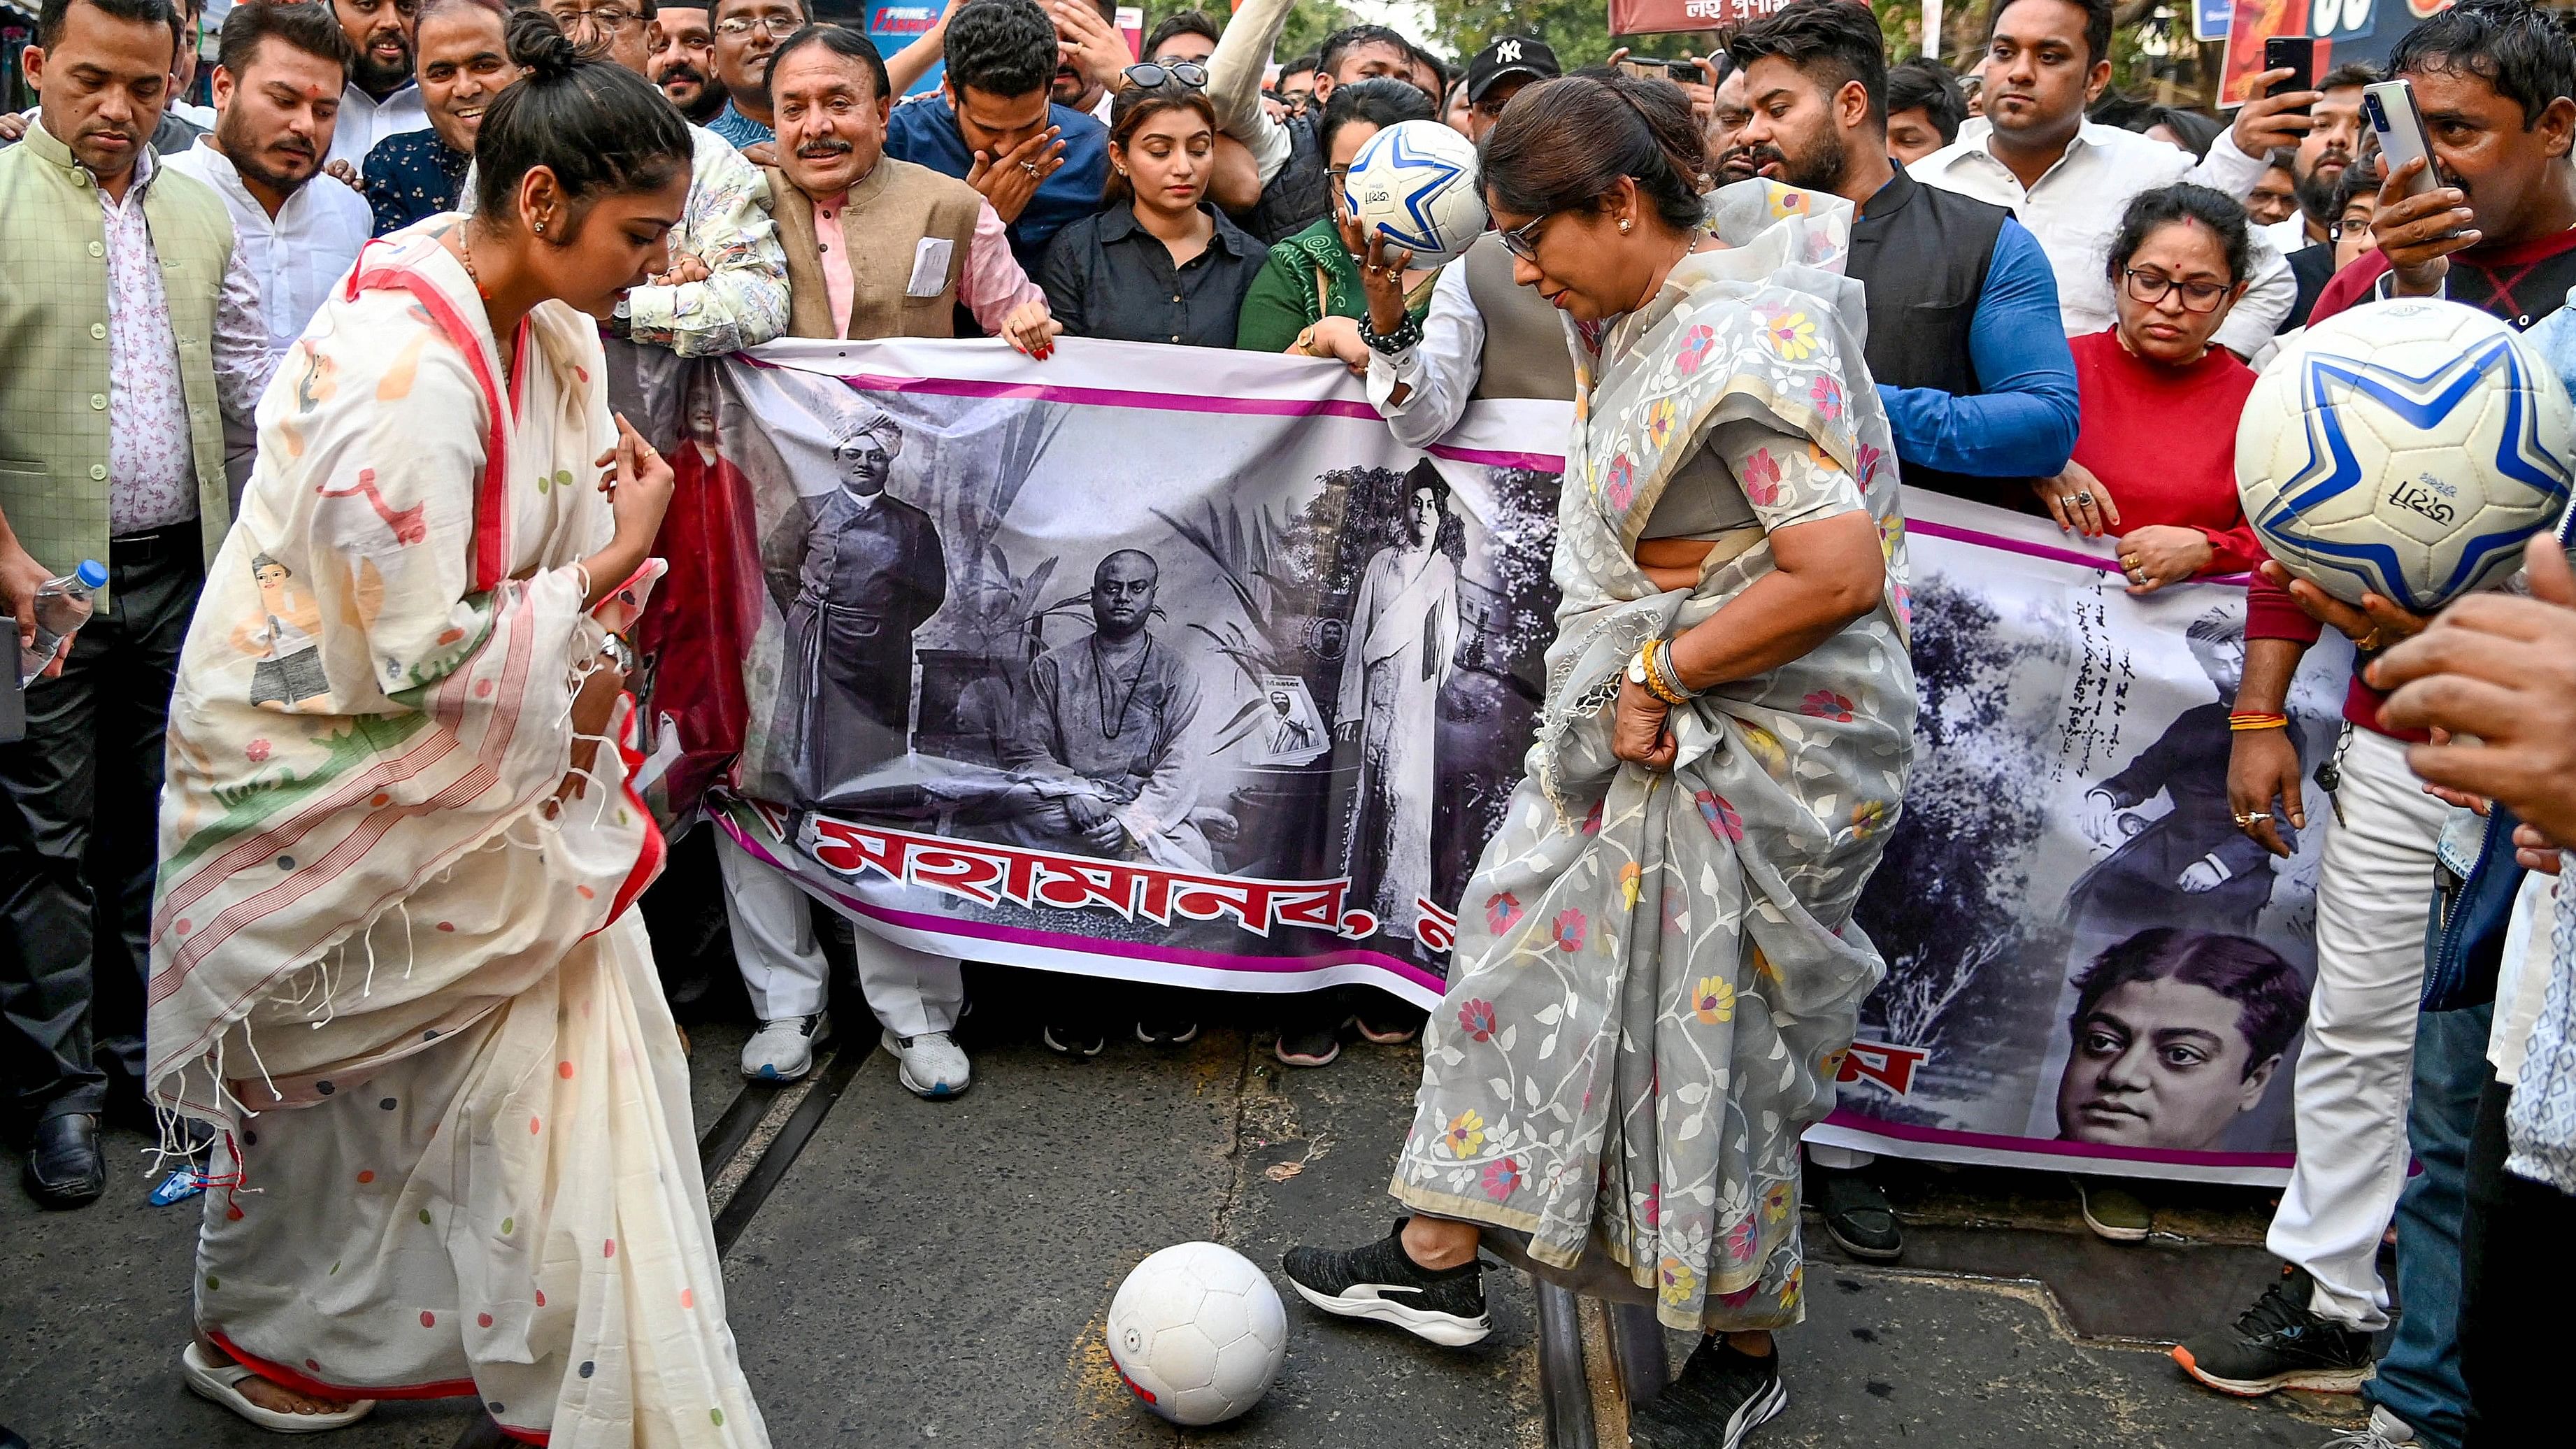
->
xmin=2363 ymin=78 xmax=2442 ymax=198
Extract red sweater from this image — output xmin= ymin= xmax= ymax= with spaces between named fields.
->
xmin=2068 ymin=329 xmax=2263 ymax=575
xmin=2252 ymin=227 xmax=2576 ymax=737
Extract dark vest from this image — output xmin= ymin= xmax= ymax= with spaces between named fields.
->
xmin=1847 ymin=167 xmax=2015 ymax=511
xmin=1461 ymin=234 xmax=1577 ymax=401
xmin=1245 ymin=113 xmax=1331 ymax=246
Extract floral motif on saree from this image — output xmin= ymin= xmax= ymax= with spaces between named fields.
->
xmin=1391 ymin=183 xmax=1919 ymax=1332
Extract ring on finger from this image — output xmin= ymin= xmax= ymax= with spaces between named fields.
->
xmin=2059 ymin=496 xmax=2079 ymax=508
xmin=2077 ymin=491 xmax=2095 ymax=506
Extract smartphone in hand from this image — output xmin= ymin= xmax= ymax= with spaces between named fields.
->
xmin=1615 ymin=57 xmax=1675 ymax=81
xmin=2363 ymin=78 xmax=2445 ymax=199
xmin=2264 ymin=35 xmax=2317 ymax=115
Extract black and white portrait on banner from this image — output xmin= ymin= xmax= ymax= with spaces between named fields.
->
xmin=627 ymin=340 xmax=2342 ymax=1183
xmin=692 ymin=345 xmax=1559 ymax=993
xmin=1824 ymin=494 xmax=2348 ymax=1183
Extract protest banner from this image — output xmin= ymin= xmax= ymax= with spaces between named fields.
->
xmin=612 ymin=338 xmax=2349 ymax=1186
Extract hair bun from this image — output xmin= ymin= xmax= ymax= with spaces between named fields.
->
xmin=505 ymin=7 xmax=582 ymax=83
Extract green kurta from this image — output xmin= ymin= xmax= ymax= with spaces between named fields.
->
xmin=1233 ymin=217 xmax=1435 ymax=352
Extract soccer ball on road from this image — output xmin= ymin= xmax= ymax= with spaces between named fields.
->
xmin=2236 ymin=298 xmax=2575 ymax=612
xmin=1105 ymin=1241 xmax=1288 ymax=1426
xmin=1341 ymin=119 xmax=1489 ymax=267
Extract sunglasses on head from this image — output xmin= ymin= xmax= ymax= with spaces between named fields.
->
xmin=1124 ymin=61 xmax=1209 ymax=90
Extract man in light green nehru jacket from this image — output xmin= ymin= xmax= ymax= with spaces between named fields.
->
xmin=0 ymin=0 xmax=268 ymax=1211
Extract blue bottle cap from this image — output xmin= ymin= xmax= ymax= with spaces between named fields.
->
xmin=76 ymin=559 xmax=108 ymax=588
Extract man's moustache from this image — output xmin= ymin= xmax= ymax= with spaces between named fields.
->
xmin=660 ymin=62 xmax=705 ymax=85
xmin=797 ymin=138 xmax=852 ymax=157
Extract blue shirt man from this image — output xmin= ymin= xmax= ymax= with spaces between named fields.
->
xmin=882 ymin=0 xmax=1108 ymax=271
xmin=1728 ymin=7 xmax=2077 ymax=515
xmin=1852 ymin=168 xmax=2080 ymax=497
xmin=884 ymin=92 xmax=1108 ymax=270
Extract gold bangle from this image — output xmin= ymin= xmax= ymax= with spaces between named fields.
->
xmin=1640 ymin=640 xmax=1691 ymax=708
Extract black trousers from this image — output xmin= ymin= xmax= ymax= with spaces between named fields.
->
xmin=0 ymin=525 xmax=201 ymax=1132
xmin=2459 ymin=1069 xmax=2576 ymax=1444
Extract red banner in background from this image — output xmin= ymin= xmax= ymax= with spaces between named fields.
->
xmin=1605 ymin=0 xmax=1784 ymax=36
xmin=2221 ymin=0 xmax=2319 ymax=106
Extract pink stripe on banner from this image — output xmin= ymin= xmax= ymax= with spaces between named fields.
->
xmin=1430 ymin=444 xmax=1567 ymax=471
xmin=744 ymin=357 xmax=1389 ymax=422
xmin=1820 ymin=1107 xmax=2296 ymax=1171
xmin=720 ymin=817 xmax=1451 ymax=997
xmin=1905 ymin=517 xmax=2256 ymax=588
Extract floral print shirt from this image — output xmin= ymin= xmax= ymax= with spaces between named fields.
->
xmin=87 ymin=135 xmax=271 ymax=533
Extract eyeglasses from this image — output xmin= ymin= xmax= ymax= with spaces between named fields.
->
xmin=1123 ymin=61 xmax=1208 ymax=90
xmin=2331 ymin=217 xmax=2376 ymax=242
xmin=715 ymin=13 xmax=802 ymax=37
xmin=1498 ymin=210 xmax=1559 ymax=262
xmin=550 ymin=3 xmax=643 ymax=29
xmin=2121 ymin=268 xmax=2232 ymax=313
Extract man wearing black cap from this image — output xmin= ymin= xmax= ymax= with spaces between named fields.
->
xmin=1461 ymin=34 xmax=1555 ymax=142
xmin=1359 ymin=33 xmax=1573 ymax=448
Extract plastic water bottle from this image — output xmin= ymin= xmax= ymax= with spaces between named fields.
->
xmin=20 ymin=560 xmax=106 ymax=686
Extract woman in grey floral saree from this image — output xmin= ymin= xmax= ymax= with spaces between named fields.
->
xmin=1281 ymin=75 xmax=1915 ymax=1448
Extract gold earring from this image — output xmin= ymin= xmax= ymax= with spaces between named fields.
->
xmin=534 ymin=220 xmax=546 ymax=235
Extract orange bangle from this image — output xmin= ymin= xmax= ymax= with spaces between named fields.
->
xmin=2227 ymin=711 xmax=2291 ymax=731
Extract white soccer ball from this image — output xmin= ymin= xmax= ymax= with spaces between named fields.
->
xmin=1103 ymin=1242 xmax=1288 ymax=1426
xmin=1341 ymin=119 xmax=1489 ymax=267
xmin=2237 ymin=298 xmax=2575 ymax=612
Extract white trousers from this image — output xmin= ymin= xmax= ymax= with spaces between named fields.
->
xmin=713 ymin=829 xmax=964 ymax=1039
xmin=2267 ymin=726 xmax=2449 ymax=1330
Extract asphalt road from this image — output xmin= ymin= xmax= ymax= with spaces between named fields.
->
xmin=1 ymin=994 xmax=2376 ymax=1448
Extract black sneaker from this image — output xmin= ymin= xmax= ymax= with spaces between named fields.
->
xmin=1041 ymin=1020 xmax=1106 ymax=1058
xmin=1135 ymin=1013 xmax=1199 ymax=1048
xmin=1280 ymin=1218 xmax=1490 ymax=1346
xmin=1812 ymin=1166 xmax=1903 ymax=1262
xmin=1628 ymin=1336 xmax=1788 ymax=1449
xmin=2173 ymin=1266 xmax=2374 ymax=1395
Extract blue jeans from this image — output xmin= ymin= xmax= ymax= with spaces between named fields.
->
xmin=2368 ymin=1004 xmax=2490 ymax=1449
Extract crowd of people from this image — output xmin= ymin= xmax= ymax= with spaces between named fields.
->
xmin=3 ymin=0 xmax=2576 ymax=1443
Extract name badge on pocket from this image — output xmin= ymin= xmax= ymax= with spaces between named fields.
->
xmin=907 ymin=238 xmax=954 ymax=298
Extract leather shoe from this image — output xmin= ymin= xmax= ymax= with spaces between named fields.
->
xmin=1814 ymin=1166 xmax=1904 ymax=1261
xmin=24 ymin=1113 xmax=104 ymax=1209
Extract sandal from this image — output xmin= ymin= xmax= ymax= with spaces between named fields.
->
xmin=181 ymin=1341 xmax=376 ymax=1433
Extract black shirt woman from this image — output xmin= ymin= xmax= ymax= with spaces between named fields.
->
xmin=1036 ymin=68 xmax=1266 ymax=346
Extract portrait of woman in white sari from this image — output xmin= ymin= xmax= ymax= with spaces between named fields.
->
xmin=1336 ymin=468 xmax=1462 ymax=938
xmin=148 ymin=15 xmax=769 ymax=1446
xmin=1284 ymin=73 xmax=1915 ymax=1449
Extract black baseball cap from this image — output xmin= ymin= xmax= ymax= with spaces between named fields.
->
xmin=1465 ymin=36 xmax=1559 ymax=104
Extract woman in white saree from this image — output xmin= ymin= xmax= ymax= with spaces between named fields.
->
xmin=151 ymin=13 xmax=768 ymax=1444
xmin=1281 ymin=75 xmax=1915 ymax=1449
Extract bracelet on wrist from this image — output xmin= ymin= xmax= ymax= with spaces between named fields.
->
xmin=2226 ymin=711 xmax=2291 ymax=731
xmin=1359 ymin=309 xmax=1422 ymax=357
xmin=1640 ymin=640 xmax=1693 ymax=708
xmin=1658 ymin=639 xmax=1702 ymax=704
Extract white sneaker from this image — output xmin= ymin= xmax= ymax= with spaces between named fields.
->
xmin=884 ymin=1029 xmax=971 ymax=1099
xmin=740 ymin=1012 xmax=829 ymax=1081
xmin=2322 ymin=1406 xmax=2421 ymax=1448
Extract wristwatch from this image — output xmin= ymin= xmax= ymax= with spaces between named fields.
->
xmin=1627 ymin=649 xmax=1652 ymax=688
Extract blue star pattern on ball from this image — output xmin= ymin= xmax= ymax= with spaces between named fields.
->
xmin=2254 ymin=331 xmax=2573 ymax=613
xmin=1361 ymin=128 xmax=1467 ymax=255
